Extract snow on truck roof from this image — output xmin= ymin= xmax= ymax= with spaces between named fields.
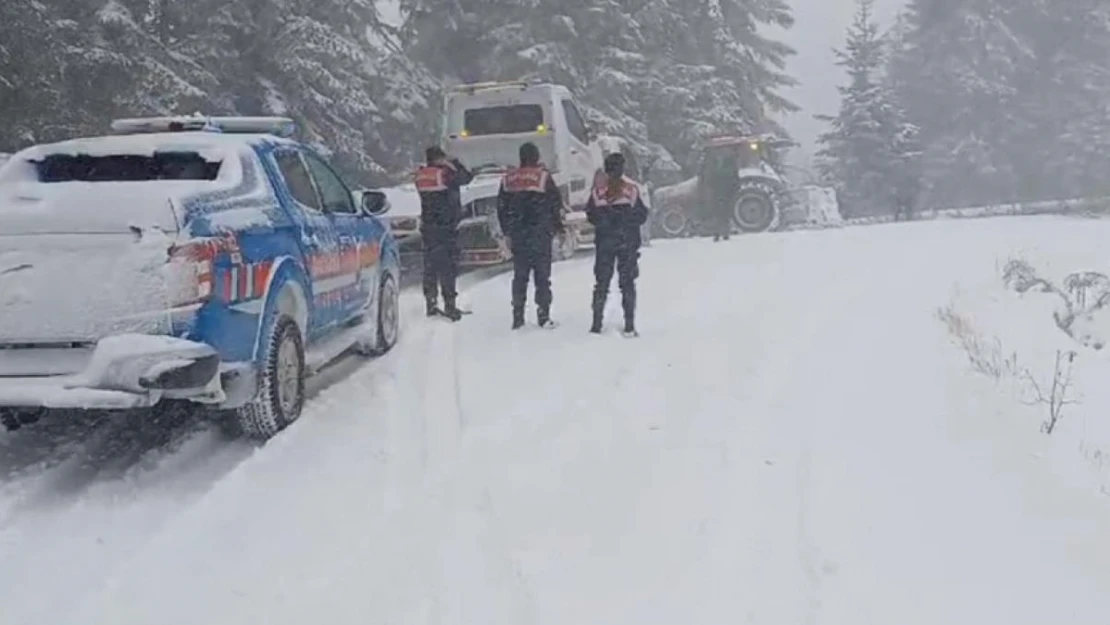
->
xmin=449 ymin=80 xmax=562 ymax=95
xmin=7 ymin=116 xmax=298 ymax=162
xmin=11 ymin=133 xmax=272 ymax=161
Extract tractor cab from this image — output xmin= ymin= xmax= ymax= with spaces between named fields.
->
xmin=698 ymin=134 xmax=791 ymax=179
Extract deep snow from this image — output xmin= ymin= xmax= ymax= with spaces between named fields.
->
xmin=2 ymin=216 xmax=1110 ymax=624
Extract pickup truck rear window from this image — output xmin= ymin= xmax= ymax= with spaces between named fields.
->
xmin=463 ymin=105 xmax=544 ymax=135
xmin=32 ymin=152 xmax=222 ymax=182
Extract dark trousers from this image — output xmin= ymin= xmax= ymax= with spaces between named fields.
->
xmin=422 ymin=228 xmax=458 ymax=304
xmin=511 ymin=237 xmax=553 ymax=312
xmin=592 ymin=243 xmax=639 ymax=320
xmin=712 ymin=204 xmax=732 ymax=238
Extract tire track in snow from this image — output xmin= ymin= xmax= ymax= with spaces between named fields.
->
xmin=710 ymin=271 xmax=873 ymax=625
xmin=739 ymin=240 xmax=933 ymax=625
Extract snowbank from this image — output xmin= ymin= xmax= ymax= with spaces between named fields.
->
xmin=5 ymin=216 xmax=1110 ymax=625
xmin=942 ymin=238 xmax=1110 ymax=497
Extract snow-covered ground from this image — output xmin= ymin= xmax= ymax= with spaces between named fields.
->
xmin=2 ymin=216 xmax=1110 ymax=624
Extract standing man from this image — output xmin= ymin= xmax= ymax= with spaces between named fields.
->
xmin=586 ymin=152 xmax=649 ymax=337
xmin=497 ymin=142 xmax=565 ymax=329
xmin=698 ymin=148 xmax=738 ymax=241
xmin=414 ymin=146 xmax=473 ymax=320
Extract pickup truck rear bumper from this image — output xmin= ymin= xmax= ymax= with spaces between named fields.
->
xmin=0 ymin=334 xmax=257 ymax=410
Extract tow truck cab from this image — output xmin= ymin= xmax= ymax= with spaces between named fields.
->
xmin=441 ymin=80 xmax=604 ymax=210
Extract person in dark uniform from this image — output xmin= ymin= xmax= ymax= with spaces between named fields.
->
xmin=414 ymin=146 xmax=473 ymax=320
xmin=698 ymin=148 xmax=738 ymax=241
xmin=497 ymin=142 xmax=565 ymax=330
xmin=586 ymin=152 xmax=649 ymax=336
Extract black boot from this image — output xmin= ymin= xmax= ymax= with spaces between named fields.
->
xmin=621 ymin=289 xmax=637 ymax=336
xmin=426 ymin=298 xmax=439 ymax=317
xmin=512 ymin=306 xmax=525 ymax=330
xmin=623 ymin=314 xmax=637 ymax=336
xmin=590 ymin=288 xmax=606 ymax=333
xmin=537 ymin=307 xmax=556 ymax=329
xmin=442 ymin=297 xmax=463 ymax=322
xmin=590 ymin=312 xmax=603 ymax=333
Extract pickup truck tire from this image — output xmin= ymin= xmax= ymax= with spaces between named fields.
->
xmin=375 ymin=273 xmax=400 ymax=353
xmin=235 ymin=315 xmax=305 ymax=440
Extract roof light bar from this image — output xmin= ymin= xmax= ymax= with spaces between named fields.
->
xmin=450 ymin=79 xmax=545 ymax=94
xmin=110 ymin=115 xmax=297 ymax=138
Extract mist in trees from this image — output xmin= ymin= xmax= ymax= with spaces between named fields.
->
xmin=820 ymin=0 xmax=1110 ymax=214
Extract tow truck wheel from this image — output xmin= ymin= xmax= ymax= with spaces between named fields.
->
xmin=235 ymin=315 xmax=305 ymax=441
xmin=554 ymin=229 xmax=578 ymax=261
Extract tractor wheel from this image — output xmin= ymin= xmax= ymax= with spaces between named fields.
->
xmin=656 ymin=204 xmax=690 ymax=238
xmin=732 ymin=180 xmax=781 ymax=233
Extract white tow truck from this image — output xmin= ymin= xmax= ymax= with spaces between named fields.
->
xmin=439 ymin=80 xmax=608 ymax=264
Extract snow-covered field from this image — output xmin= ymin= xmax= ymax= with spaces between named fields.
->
xmin=2 ymin=216 xmax=1110 ymax=624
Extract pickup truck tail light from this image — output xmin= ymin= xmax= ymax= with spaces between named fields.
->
xmin=166 ymin=239 xmax=223 ymax=306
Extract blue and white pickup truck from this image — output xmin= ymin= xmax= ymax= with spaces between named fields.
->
xmin=0 ymin=116 xmax=401 ymax=440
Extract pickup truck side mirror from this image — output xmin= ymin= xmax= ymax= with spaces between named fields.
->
xmin=357 ymin=190 xmax=390 ymax=216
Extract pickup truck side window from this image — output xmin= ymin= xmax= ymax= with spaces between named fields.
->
xmin=274 ymin=151 xmax=322 ymax=211
xmin=303 ymin=152 xmax=357 ymax=214
xmin=561 ymin=99 xmax=589 ymax=144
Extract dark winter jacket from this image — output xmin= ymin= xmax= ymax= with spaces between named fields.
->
xmin=698 ymin=154 xmax=739 ymax=220
xmin=585 ymin=175 xmax=649 ymax=249
xmin=414 ymin=158 xmax=474 ymax=232
xmin=496 ymin=165 xmax=564 ymax=250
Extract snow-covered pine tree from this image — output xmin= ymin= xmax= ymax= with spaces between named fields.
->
xmin=83 ymin=0 xmax=219 ymax=119
xmin=0 ymin=0 xmax=73 ymax=148
xmin=1003 ymin=0 xmax=1110 ymax=201
xmin=816 ymin=0 xmax=910 ymax=217
xmin=0 ymin=0 xmax=442 ymax=183
xmin=887 ymin=0 xmax=1034 ymax=207
xmin=177 ymin=0 xmax=441 ymax=185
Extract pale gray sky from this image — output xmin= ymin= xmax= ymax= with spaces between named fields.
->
xmin=776 ymin=0 xmax=905 ymax=173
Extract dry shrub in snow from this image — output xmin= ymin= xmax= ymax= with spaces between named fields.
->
xmin=937 ymin=304 xmax=1078 ymax=435
xmin=1002 ymin=258 xmax=1110 ymax=350
xmin=936 ymin=305 xmax=1021 ymax=380
xmin=1020 ymin=349 xmax=1078 ymax=435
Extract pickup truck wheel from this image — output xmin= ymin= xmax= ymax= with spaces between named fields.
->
xmin=375 ymin=273 xmax=400 ymax=353
xmin=235 ymin=315 xmax=305 ymax=440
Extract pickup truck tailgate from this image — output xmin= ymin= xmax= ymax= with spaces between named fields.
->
xmin=0 ymin=233 xmax=175 ymax=345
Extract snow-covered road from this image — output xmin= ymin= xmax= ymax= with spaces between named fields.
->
xmin=3 ymin=217 xmax=1110 ymax=624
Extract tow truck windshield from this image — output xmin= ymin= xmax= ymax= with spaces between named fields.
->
xmin=462 ymin=104 xmax=544 ymax=135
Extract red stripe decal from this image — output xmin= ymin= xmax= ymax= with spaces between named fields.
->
xmin=253 ymin=262 xmax=270 ymax=298
xmin=222 ymin=270 xmax=234 ymax=302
